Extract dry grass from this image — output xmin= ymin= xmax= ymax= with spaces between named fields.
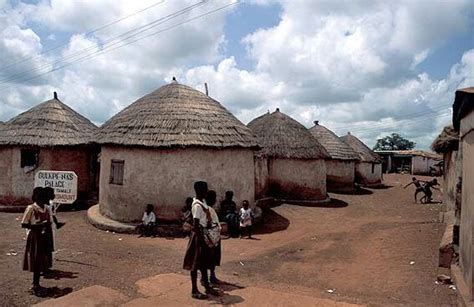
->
xmin=431 ymin=126 xmax=459 ymax=154
xmin=340 ymin=132 xmax=382 ymax=163
xmin=309 ymin=122 xmax=359 ymax=161
xmin=248 ymin=109 xmax=329 ymax=159
xmin=96 ymin=81 xmax=258 ymax=149
xmin=0 ymin=95 xmax=97 ymax=146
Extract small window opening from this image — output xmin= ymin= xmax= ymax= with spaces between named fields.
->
xmin=371 ymin=163 xmax=375 ymax=174
xmin=21 ymin=149 xmax=39 ymax=168
xmin=109 ymin=160 xmax=124 ymax=185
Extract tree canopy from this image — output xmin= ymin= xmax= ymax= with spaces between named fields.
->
xmin=373 ymin=133 xmax=416 ymax=151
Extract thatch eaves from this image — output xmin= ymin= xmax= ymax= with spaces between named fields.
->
xmin=0 ymin=93 xmax=97 ymax=146
xmin=309 ymin=122 xmax=359 ymax=161
xmin=96 ymin=80 xmax=258 ymax=149
xmin=247 ymin=109 xmax=329 ymax=159
xmin=431 ymin=125 xmax=459 ymax=153
xmin=340 ymin=132 xmax=382 ymax=163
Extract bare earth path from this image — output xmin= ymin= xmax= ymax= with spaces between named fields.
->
xmin=0 ymin=174 xmax=457 ymax=306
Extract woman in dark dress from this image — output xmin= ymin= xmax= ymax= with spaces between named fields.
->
xmin=21 ymin=187 xmax=53 ymax=296
xmin=183 ymin=181 xmax=218 ymax=299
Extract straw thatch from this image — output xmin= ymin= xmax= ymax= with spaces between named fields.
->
xmin=340 ymin=132 xmax=382 ymax=163
xmin=96 ymin=80 xmax=258 ymax=148
xmin=431 ymin=126 xmax=459 ymax=153
xmin=247 ymin=109 xmax=329 ymax=159
xmin=0 ymin=93 xmax=97 ymax=146
xmin=309 ymin=122 xmax=359 ymax=161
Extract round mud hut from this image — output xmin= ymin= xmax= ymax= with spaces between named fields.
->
xmin=248 ymin=109 xmax=330 ymax=202
xmin=340 ymin=132 xmax=383 ymax=187
xmin=95 ymin=79 xmax=258 ymax=222
xmin=0 ymin=92 xmax=98 ymax=201
xmin=309 ymin=121 xmax=359 ymax=192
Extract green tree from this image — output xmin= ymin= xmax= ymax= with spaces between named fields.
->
xmin=373 ymin=133 xmax=416 ymax=151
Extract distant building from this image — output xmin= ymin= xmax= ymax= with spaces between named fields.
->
xmin=248 ymin=109 xmax=329 ymax=202
xmin=452 ymin=87 xmax=474 ymax=303
xmin=0 ymin=92 xmax=98 ymax=201
xmin=374 ymin=150 xmax=442 ymax=175
xmin=95 ymin=79 xmax=258 ymax=222
xmin=309 ymin=121 xmax=359 ymax=192
xmin=340 ymin=132 xmax=383 ymax=187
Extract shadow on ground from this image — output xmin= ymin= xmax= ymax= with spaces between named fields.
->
xmin=368 ymin=184 xmax=393 ymax=190
xmin=331 ymin=188 xmax=373 ymax=195
xmin=43 ymin=269 xmax=79 ymax=280
xmin=253 ymin=209 xmax=290 ymax=235
xmin=288 ymin=198 xmax=349 ymax=209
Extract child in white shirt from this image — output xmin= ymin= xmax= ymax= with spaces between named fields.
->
xmin=138 ymin=204 xmax=156 ymax=237
xmin=239 ymin=200 xmax=253 ymax=239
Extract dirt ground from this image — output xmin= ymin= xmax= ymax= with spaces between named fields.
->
xmin=0 ymin=174 xmax=457 ymax=306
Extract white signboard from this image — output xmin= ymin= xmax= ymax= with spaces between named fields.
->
xmin=35 ymin=171 xmax=78 ymax=204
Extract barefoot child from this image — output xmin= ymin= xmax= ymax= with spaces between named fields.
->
xmin=239 ymin=200 xmax=253 ymax=239
xmin=21 ymin=187 xmax=54 ymax=296
xmin=404 ymin=177 xmax=425 ymax=203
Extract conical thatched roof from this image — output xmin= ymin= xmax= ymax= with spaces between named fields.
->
xmin=247 ymin=109 xmax=329 ymax=159
xmin=309 ymin=121 xmax=359 ymax=161
xmin=340 ymin=132 xmax=381 ymax=163
xmin=96 ymin=80 xmax=258 ymax=148
xmin=431 ymin=126 xmax=459 ymax=153
xmin=0 ymin=93 xmax=97 ymax=146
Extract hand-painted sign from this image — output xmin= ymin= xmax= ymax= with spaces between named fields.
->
xmin=35 ymin=171 xmax=78 ymax=204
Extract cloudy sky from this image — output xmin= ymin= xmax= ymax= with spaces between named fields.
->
xmin=0 ymin=0 xmax=473 ymax=149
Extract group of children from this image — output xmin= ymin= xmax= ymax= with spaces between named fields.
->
xmin=21 ymin=186 xmax=65 ymax=296
xmin=135 ymin=190 xmax=255 ymax=240
xmin=404 ymin=177 xmax=440 ymax=203
xmin=181 ymin=190 xmax=254 ymax=239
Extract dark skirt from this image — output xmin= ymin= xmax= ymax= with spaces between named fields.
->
xmin=183 ymin=231 xmax=214 ymax=271
xmin=213 ymin=241 xmax=221 ymax=267
xmin=23 ymin=228 xmax=53 ymax=272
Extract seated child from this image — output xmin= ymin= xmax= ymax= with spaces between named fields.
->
xmin=138 ymin=204 xmax=157 ymax=237
xmin=239 ymin=200 xmax=253 ymax=239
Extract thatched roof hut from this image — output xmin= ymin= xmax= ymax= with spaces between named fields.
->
xmin=248 ymin=109 xmax=329 ymax=202
xmin=309 ymin=121 xmax=358 ymax=191
xmin=309 ymin=122 xmax=359 ymax=161
xmin=340 ymin=132 xmax=383 ymax=186
xmin=0 ymin=92 xmax=96 ymax=146
xmin=340 ymin=132 xmax=381 ymax=163
xmin=95 ymin=79 xmax=259 ymax=223
xmin=0 ymin=92 xmax=99 ymax=200
xmin=248 ymin=109 xmax=328 ymax=159
xmin=97 ymin=80 xmax=257 ymax=148
xmin=432 ymin=126 xmax=459 ymax=154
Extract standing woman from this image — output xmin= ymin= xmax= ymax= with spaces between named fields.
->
xmin=21 ymin=187 xmax=53 ymax=296
xmin=183 ymin=181 xmax=218 ymax=299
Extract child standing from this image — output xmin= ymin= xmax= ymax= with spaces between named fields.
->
xmin=239 ymin=200 xmax=253 ymax=239
xmin=21 ymin=187 xmax=53 ymax=296
xmin=138 ymin=204 xmax=157 ymax=237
